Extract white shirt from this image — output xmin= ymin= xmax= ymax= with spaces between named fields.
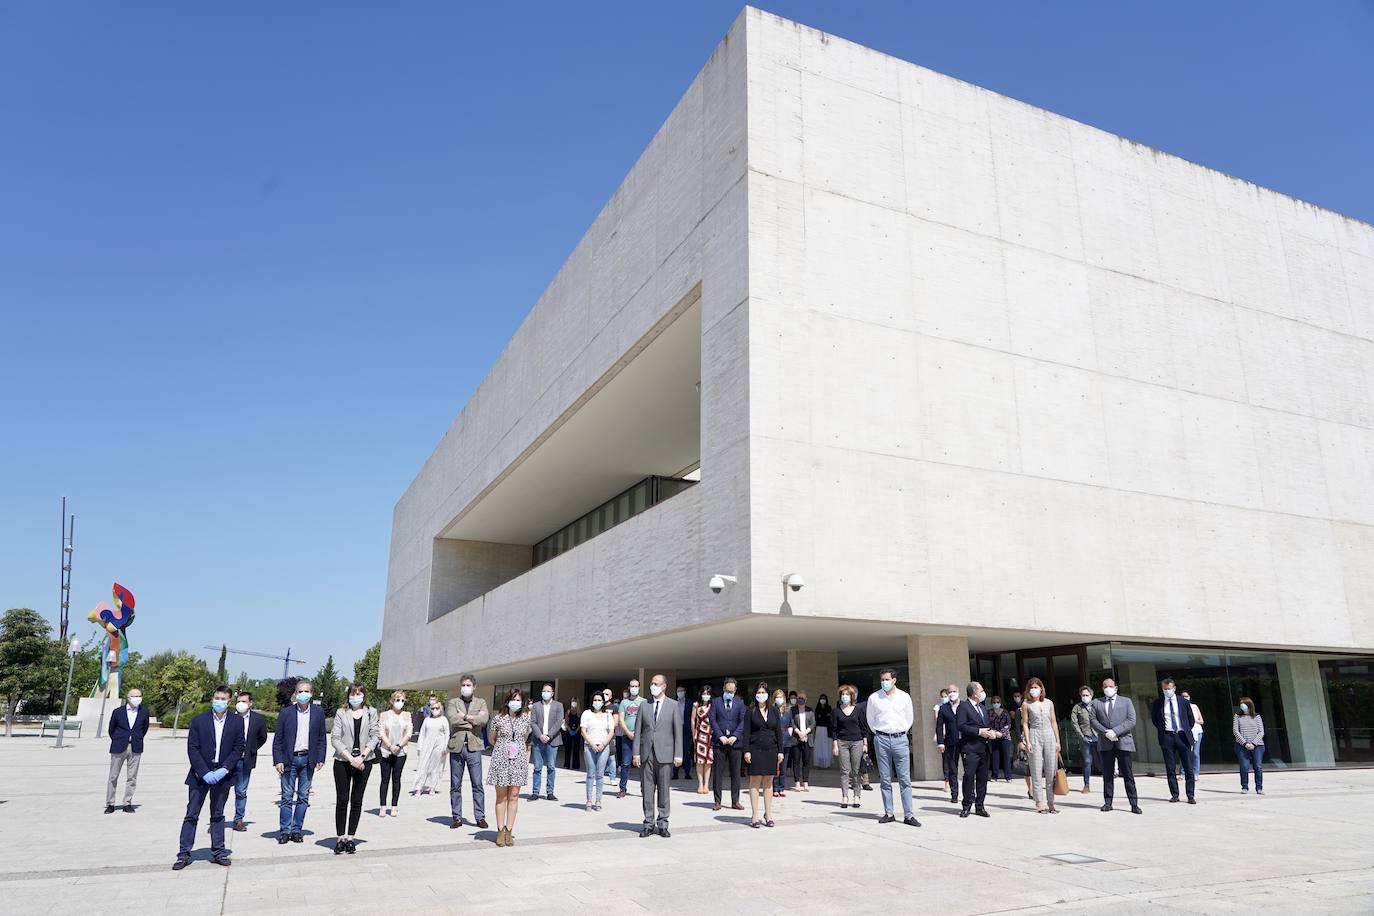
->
xmin=581 ymin=709 xmax=613 ymax=745
xmin=212 ymin=711 xmax=228 ymax=762
xmin=125 ymin=705 xmax=138 ymax=730
xmin=294 ymin=706 xmax=311 ymax=753
xmin=541 ymin=701 xmax=553 ymax=736
xmin=1165 ymin=695 xmax=1179 ymax=731
xmin=240 ymin=711 xmax=251 ymax=742
xmin=865 ymin=687 xmax=915 ymax=734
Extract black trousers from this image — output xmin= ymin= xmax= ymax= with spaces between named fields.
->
xmin=1159 ymin=732 xmax=1196 ymax=800
xmin=713 ymin=743 xmax=742 ymax=803
xmin=334 ymin=759 xmax=374 ymax=835
xmin=960 ymin=742 xmax=990 ymax=809
xmin=990 ymin=737 xmax=1013 ymax=780
xmin=789 ymin=743 xmax=812 ymax=783
xmin=562 ymin=730 xmax=583 ymax=769
xmin=1099 ymin=747 xmax=1137 ymax=806
xmin=377 ymin=754 xmax=406 ymax=806
xmin=942 ymin=743 xmax=962 ymax=800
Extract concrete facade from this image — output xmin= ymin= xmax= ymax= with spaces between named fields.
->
xmin=381 ymin=7 xmax=1373 ymax=772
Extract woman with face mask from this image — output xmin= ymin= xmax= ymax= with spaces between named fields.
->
xmin=563 ymin=698 xmax=583 ymax=770
xmin=1018 ymin=677 xmax=1061 ymax=813
xmin=830 ymin=684 xmax=869 ymax=808
xmin=1232 ymin=696 xmax=1265 ymax=794
xmin=486 ymin=688 xmax=533 ymax=846
xmin=812 ymin=694 xmax=833 ymax=769
xmin=773 ymin=689 xmax=794 ymax=797
xmin=987 ymin=696 xmax=1014 ymax=782
xmin=580 ymin=694 xmax=614 ymax=811
xmin=410 ymin=698 xmax=450 ymax=796
xmin=692 ymin=687 xmax=714 ymax=795
xmin=330 ymin=684 xmax=380 ymax=853
xmin=376 ymin=690 xmax=413 ymax=817
xmin=742 ymin=682 xmax=785 ymax=827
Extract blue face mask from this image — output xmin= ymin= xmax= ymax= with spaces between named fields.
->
xmin=348 ymin=695 xmax=363 ymax=708
xmin=211 ymin=699 xmax=229 ymax=714
xmin=508 ymin=700 xmax=523 ymax=712
xmin=723 ymin=691 xmax=734 ymax=701
xmin=774 ymin=696 xmax=785 ymax=706
xmin=881 ymin=680 xmax=895 ymax=693
xmin=541 ymin=691 xmax=552 ymax=701
xmin=296 ymin=692 xmax=312 ymax=705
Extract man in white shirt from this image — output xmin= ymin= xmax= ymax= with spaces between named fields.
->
xmin=529 ymin=683 xmax=564 ymax=802
xmin=174 ymin=685 xmax=244 ymax=870
xmin=106 ymin=687 xmax=148 ymax=813
xmin=864 ymin=669 xmax=919 ymax=826
xmin=1149 ymin=677 xmax=1197 ymax=805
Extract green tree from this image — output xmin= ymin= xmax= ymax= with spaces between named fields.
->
xmin=0 ymin=609 xmax=65 ymax=736
xmin=157 ymin=653 xmax=212 ymax=737
xmin=351 ymin=642 xmax=381 ymax=708
xmin=313 ymin=655 xmax=342 ymax=711
xmin=215 ymin=644 xmax=228 ymax=684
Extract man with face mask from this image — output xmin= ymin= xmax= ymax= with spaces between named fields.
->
xmin=954 ymin=682 xmax=1000 ymax=817
xmin=174 ymin=685 xmax=245 ymax=870
xmin=934 ymin=683 xmax=963 ymax=805
xmin=632 ymin=673 xmax=683 ymax=837
xmin=529 ymin=683 xmax=564 ymax=802
xmin=1149 ymin=677 xmax=1197 ymax=805
xmin=271 ymin=678 xmax=328 ymax=843
xmin=230 ymin=691 xmax=268 ymax=831
xmin=673 ymin=685 xmax=693 ymax=781
xmin=1068 ymin=686 xmax=1097 ymax=795
xmin=444 ymin=674 xmax=490 ymax=829
xmin=106 ymin=686 xmax=149 ymax=813
xmin=1089 ymin=677 xmax=1141 ymax=814
xmin=864 ymin=670 xmax=919 ymax=826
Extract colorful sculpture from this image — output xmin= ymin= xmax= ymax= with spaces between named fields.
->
xmin=88 ymin=582 xmax=136 ymax=698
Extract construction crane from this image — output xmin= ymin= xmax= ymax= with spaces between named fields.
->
xmin=205 ymin=645 xmax=308 ymax=680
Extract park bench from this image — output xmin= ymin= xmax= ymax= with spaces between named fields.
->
xmin=40 ymin=720 xmax=82 ymax=738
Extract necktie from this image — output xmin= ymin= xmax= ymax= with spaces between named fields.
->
xmin=653 ymin=700 xmax=660 ymax=720
xmin=726 ymin=700 xmax=731 ymax=710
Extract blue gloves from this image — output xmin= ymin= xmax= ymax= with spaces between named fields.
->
xmin=204 ymin=767 xmax=229 ymax=785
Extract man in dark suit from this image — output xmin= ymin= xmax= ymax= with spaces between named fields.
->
xmin=632 ymin=673 xmax=683 ymax=837
xmin=106 ymin=686 xmax=150 ymax=813
xmin=173 ymin=685 xmax=245 ymax=870
xmin=935 ymin=683 xmax=963 ymax=805
xmin=270 ymin=678 xmax=328 ymax=843
xmin=1149 ymin=677 xmax=1197 ymax=805
xmin=230 ymin=690 xmax=269 ymax=831
xmin=709 ymin=677 xmax=747 ymax=811
xmin=955 ymin=681 xmax=1001 ymax=818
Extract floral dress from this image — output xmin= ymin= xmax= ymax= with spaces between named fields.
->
xmin=692 ymin=703 xmax=714 ymax=766
xmin=485 ymin=713 xmax=533 ymax=787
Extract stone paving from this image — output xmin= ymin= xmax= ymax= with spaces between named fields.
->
xmin=3 ymin=732 xmax=1372 ymax=915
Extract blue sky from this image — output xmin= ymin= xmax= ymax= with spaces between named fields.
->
xmin=2 ymin=2 xmax=1370 ymax=682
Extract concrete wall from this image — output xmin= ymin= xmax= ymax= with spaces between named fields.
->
xmin=743 ymin=8 xmax=1374 ymax=652
xmin=380 ymin=12 xmax=755 ymax=688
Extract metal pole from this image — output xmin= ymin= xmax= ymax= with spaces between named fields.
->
xmin=54 ymin=641 xmax=78 ymax=749
xmin=283 ymin=648 xmax=291 ymax=681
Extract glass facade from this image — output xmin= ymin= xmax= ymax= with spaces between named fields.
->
xmin=530 ymin=475 xmax=697 ymax=567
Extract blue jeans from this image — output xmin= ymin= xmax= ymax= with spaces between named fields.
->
xmin=531 ymin=742 xmax=558 ymax=795
xmin=583 ymin=745 xmax=610 ymax=801
xmin=873 ymin=733 xmax=913 ymax=818
xmin=617 ymin=735 xmax=634 ymax=791
xmin=232 ymin=759 xmax=253 ymax=822
xmin=1080 ymin=738 xmax=1098 ymax=787
xmin=1193 ymin=733 xmax=1203 ymax=775
xmin=278 ymin=754 xmax=313 ymax=834
xmin=1236 ymin=741 xmax=1264 ymax=790
xmin=449 ymin=746 xmax=485 ymax=821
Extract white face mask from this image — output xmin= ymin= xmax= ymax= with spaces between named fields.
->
xmin=1081 ymin=694 xmax=1092 ymax=703
xmin=629 ymin=686 xmax=639 ymax=698
xmin=128 ymin=696 xmax=142 ymax=708
xmin=460 ymin=685 xmax=474 ymax=698
xmin=393 ymin=700 xmax=405 ymax=710
xmin=839 ymin=695 xmax=850 ymax=706
xmin=1103 ymin=686 xmax=1117 ymax=698
xmin=1029 ymin=687 xmax=1042 ymax=699
xmin=756 ymin=692 xmax=768 ymax=703
xmin=972 ymin=693 xmax=985 ymax=704
xmin=948 ymin=690 xmax=959 ymax=700
xmin=701 ymin=695 xmax=710 ymax=703
xmin=235 ymin=701 xmax=249 ymax=714
xmin=649 ymin=683 xmax=663 ymax=698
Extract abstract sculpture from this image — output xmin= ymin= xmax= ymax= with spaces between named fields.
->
xmin=87 ymin=582 xmax=136 ymax=699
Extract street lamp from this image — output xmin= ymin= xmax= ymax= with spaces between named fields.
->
xmin=54 ymin=636 xmax=81 ymax=749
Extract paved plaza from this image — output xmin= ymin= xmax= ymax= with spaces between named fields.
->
xmin=3 ymin=732 xmax=1372 ymax=915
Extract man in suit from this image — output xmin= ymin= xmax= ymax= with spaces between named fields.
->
xmin=230 ymin=690 xmax=268 ymax=831
xmin=1090 ymin=677 xmax=1141 ymax=814
xmin=106 ymin=686 xmax=149 ymax=813
xmin=529 ymin=683 xmax=564 ymax=802
xmin=632 ymin=673 xmax=683 ymax=837
xmin=955 ymin=681 xmax=1001 ymax=818
xmin=1149 ymin=677 xmax=1197 ymax=805
xmin=935 ymin=683 xmax=963 ymax=805
xmin=673 ymin=685 xmax=693 ymax=780
xmin=445 ymin=673 xmax=490 ymax=829
xmin=173 ymin=685 xmax=245 ymax=870
xmin=270 ymin=678 xmax=328 ymax=843
xmin=709 ymin=677 xmax=746 ymax=811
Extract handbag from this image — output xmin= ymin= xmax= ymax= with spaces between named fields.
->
xmin=1053 ymin=752 xmax=1070 ymax=797
xmin=860 ymin=750 xmax=874 ymax=774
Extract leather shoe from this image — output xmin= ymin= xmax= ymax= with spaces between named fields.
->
xmin=1187 ymin=798 xmax=1197 ymax=805
xmin=104 ymin=805 xmax=116 ymax=814
xmin=1131 ymin=805 xmax=1143 ymax=814
xmin=212 ymin=858 xmax=231 ymax=867
xmin=528 ymin=794 xmax=539 ymax=802
xmin=1169 ymin=796 xmax=1180 ymax=803
xmin=476 ymin=819 xmax=489 ymax=829
xmin=903 ymin=816 xmax=921 ymax=827
xmin=171 ymin=859 xmax=189 ymax=871
xmin=731 ymin=802 xmax=744 ymax=810
xmin=290 ymin=832 xmax=303 ymax=843
xmin=878 ymin=814 xmax=895 ymax=824
xmin=123 ymin=805 xmax=135 ymax=813
xmin=658 ymin=826 xmax=670 ymax=838
xmin=974 ymin=808 xmax=990 ymax=818
xmin=711 ymin=803 xmax=721 ymax=811
xmin=639 ymin=826 xmax=655 ymax=838
xmin=232 ymin=820 xmax=246 ymax=832
xmin=450 ymin=817 xmax=462 ymax=829
xmin=1100 ymin=804 xmax=1113 ymax=812
xmin=277 ymin=834 xmax=289 ymax=845
xmin=546 ymin=794 xmax=557 ymax=802
xmin=959 ymin=808 xmax=970 ymax=818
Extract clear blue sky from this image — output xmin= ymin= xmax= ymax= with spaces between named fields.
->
xmin=3 ymin=2 xmax=1370 ymax=682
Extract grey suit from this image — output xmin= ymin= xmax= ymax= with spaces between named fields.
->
xmin=632 ymin=694 xmax=683 ymax=829
xmin=530 ymin=700 xmax=565 ymax=746
xmin=1090 ymin=694 xmax=1139 ymax=807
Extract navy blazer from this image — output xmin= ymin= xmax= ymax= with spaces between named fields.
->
xmin=935 ymin=701 xmax=961 ymax=748
xmin=954 ymin=701 xmax=996 ymax=751
xmin=107 ymin=704 xmax=150 ymax=755
xmin=709 ymin=695 xmax=747 ymax=747
xmin=1149 ymin=695 xmax=1196 ymax=745
xmin=272 ymin=703 xmax=329 ymax=767
xmin=184 ymin=711 xmax=246 ymax=787
xmin=235 ymin=710 xmax=270 ymax=769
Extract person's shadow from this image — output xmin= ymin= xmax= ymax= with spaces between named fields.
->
xmin=425 ymin=815 xmax=454 ymax=827
xmin=314 ymin=837 xmax=368 ymax=849
xmin=606 ymin=821 xmax=644 ymax=833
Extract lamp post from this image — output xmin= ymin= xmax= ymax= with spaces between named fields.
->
xmin=54 ymin=636 xmax=81 ymax=749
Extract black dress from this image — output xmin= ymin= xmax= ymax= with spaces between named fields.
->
xmin=742 ymin=705 xmax=784 ymax=776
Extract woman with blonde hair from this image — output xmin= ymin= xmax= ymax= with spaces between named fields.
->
xmin=410 ymin=695 xmax=449 ymax=795
xmin=376 ymin=690 xmax=413 ymax=817
xmin=1019 ymin=676 xmax=1061 ymax=813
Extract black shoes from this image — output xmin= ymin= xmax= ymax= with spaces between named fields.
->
xmin=213 ymin=857 xmax=231 ymax=867
xmin=171 ymin=859 xmax=189 ymax=871
xmin=546 ymin=794 xmax=557 ymax=801
xmin=731 ymin=802 xmax=744 ymax=810
xmin=904 ymin=816 xmax=921 ymax=827
xmin=658 ymin=826 xmax=671 ymax=838
xmin=334 ymin=839 xmax=346 ymax=855
xmin=232 ymin=820 xmax=246 ymax=832
xmin=639 ymin=826 xmax=655 ymax=838
xmin=104 ymin=805 xmax=116 ymax=814
xmin=123 ymin=804 xmax=135 ymax=813
xmin=476 ymin=819 xmax=489 ymax=829
xmin=1100 ymin=804 xmax=1113 ymax=812
xmin=277 ymin=834 xmax=289 ymax=845
xmin=959 ymin=808 xmax=970 ymax=818
xmin=862 ymin=784 xmax=873 ymax=791
xmin=1131 ymin=806 xmax=1143 ymax=814
xmin=290 ymin=832 xmax=304 ymax=843
xmin=1187 ymin=798 xmax=1197 ymax=805
xmin=974 ymin=808 xmax=990 ymax=818
xmin=450 ymin=817 xmax=462 ymax=829
xmin=878 ymin=814 xmax=895 ymax=824
xmin=346 ymin=839 xmax=356 ymax=854
xmin=1169 ymin=796 xmax=1180 ymax=803
xmin=528 ymin=794 xmax=540 ymax=801
xmin=949 ymin=795 xmax=958 ymax=804
xmin=840 ymin=803 xmax=849 ymax=809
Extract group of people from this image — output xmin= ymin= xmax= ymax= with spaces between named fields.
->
xmin=95 ymin=670 xmax=1273 ymax=867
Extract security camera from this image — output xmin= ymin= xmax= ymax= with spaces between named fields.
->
xmin=782 ymin=573 xmax=804 ymax=592
xmin=709 ymin=574 xmax=738 ymax=594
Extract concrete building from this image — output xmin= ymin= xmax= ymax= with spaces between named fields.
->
xmin=381 ymin=8 xmax=1374 ymax=776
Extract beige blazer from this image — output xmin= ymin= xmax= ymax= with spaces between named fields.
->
xmin=331 ymin=707 xmax=381 ymax=762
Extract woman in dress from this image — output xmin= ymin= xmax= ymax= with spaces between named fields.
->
xmin=1019 ymin=676 xmax=1061 ymax=814
xmin=830 ymin=684 xmax=869 ymax=808
xmin=330 ymin=684 xmax=379 ymax=854
xmin=813 ymin=694 xmax=833 ymax=770
xmin=486 ymin=688 xmax=533 ymax=846
xmin=742 ymin=682 xmax=785 ymax=828
xmin=1233 ymin=696 xmax=1265 ymax=794
xmin=692 ymin=686 xmax=714 ymax=794
xmin=376 ymin=690 xmax=413 ymax=817
xmin=410 ymin=697 xmax=449 ymax=795
xmin=580 ymin=694 xmax=614 ymax=811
